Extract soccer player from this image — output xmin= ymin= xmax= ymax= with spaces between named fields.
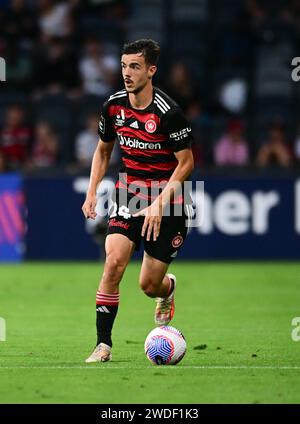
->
xmin=82 ymin=39 xmax=194 ymax=362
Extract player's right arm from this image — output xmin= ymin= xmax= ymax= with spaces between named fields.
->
xmin=82 ymin=100 xmax=116 ymax=220
xmin=82 ymin=139 xmax=115 ymax=219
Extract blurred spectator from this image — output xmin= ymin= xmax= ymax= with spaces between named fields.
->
xmin=0 ymin=151 xmax=7 ymax=173
xmin=75 ymin=113 xmax=120 ymax=168
xmin=247 ymin=0 xmax=295 ymax=41
xmin=33 ymin=37 xmax=79 ymax=95
xmin=256 ymin=124 xmax=292 ymax=167
xmin=29 ymin=121 xmax=59 ymax=168
xmin=37 ymin=0 xmax=73 ymax=41
xmin=247 ymin=0 xmax=268 ymax=25
xmin=247 ymin=0 xmax=287 ymax=27
xmin=4 ymin=42 xmax=33 ymax=89
xmin=281 ymin=0 xmax=300 ymax=30
xmin=79 ymin=37 xmax=119 ymax=96
xmin=75 ymin=114 xmax=99 ymax=168
xmin=216 ymin=10 xmax=253 ymax=67
xmin=248 ymin=0 xmax=287 ymax=19
xmin=165 ymin=62 xmax=196 ymax=111
xmin=185 ymin=99 xmax=211 ymax=167
xmin=0 ymin=0 xmax=38 ymax=47
xmin=214 ymin=119 xmax=249 ymax=166
xmin=293 ymin=124 xmax=300 ymax=165
xmin=186 ymin=98 xmax=210 ymax=126
xmin=0 ymin=105 xmax=31 ymax=169
xmin=0 ymin=0 xmax=298 ymax=176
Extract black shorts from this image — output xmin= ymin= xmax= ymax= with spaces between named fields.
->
xmin=106 ymin=190 xmax=190 ymax=264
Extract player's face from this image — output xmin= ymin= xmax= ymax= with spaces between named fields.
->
xmin=121 ymin=54 xmax=156 ymax=94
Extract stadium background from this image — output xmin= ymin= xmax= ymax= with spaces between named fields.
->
xmin=1 ymin=0 xmax=300 ymax=405
xmin=1 ymin=0 xmax=300 ymax=261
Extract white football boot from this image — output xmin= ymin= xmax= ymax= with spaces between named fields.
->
xmin=155 ymin=273 xmax=176 ymax=326
xmin=85 ymin=343 xmax=112 ymax=363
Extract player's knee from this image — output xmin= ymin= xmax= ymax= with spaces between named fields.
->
xmin=104 ymin=255 xmax=127 ymax=282
xmin=142 ymin=285 xmax=157 ymax=298
xmin=139 ymin=277 xmax=157 ymax=298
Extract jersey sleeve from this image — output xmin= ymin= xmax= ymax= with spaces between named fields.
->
xmin=162 ymin=107 xmax=194 ymax=152
xmin=98 ymin=101 xmax=116 ymax=142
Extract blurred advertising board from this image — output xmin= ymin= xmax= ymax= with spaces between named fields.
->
xmin=0 ymin=173 xmax=25 ymax=262
xmin=24 ymin=174 xmax=300 ymax=260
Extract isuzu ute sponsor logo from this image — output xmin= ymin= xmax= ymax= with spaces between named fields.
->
xmin=118 ymin=134 xmax=161 ymax=150
xmin=169 ymin=127 xmax=191 ymax=141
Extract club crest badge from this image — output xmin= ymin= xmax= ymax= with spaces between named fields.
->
xmin=172 ymin=235 xmax=183 ymax=248
xmin=145 ymin=119 xmax=157 ymax=133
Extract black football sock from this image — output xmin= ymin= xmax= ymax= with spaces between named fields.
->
xmin=96 ymin=291 xmax=119 ymax=347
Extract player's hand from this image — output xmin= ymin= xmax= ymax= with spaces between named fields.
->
xmin=82 ymin=193 xmax=97 ymax=220
xmin=133 ymin=202 xmax=162 ymax=241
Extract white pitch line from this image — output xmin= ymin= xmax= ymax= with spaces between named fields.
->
xmin=0 ymin=366 xmax=300 ymax=370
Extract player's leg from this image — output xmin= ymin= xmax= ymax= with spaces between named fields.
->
xmin=140 ymin=212 xmax=188 ymax=325
xmin=139 ymin=252 xmax=176 ymax=326
xmin=139 ymin=252 xmax=171 ymax=297
xmin=96 ymin=233 xmax=135 ymax=344
xmin=86 ymin=233 xmax=135 ymax=363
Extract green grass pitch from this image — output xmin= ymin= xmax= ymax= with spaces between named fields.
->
xmin=1 ymin=261 xmax=300 ymax=404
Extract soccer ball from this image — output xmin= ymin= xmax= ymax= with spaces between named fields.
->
xmin=144 ymin=326 xmax=187 ymax=365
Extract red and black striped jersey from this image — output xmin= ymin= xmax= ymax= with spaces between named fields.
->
xmin=98 ymin=87 xmax=193 ymax=202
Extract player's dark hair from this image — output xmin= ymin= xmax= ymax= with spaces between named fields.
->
xmin=122 ymin=39 xmax=160 ymax=66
